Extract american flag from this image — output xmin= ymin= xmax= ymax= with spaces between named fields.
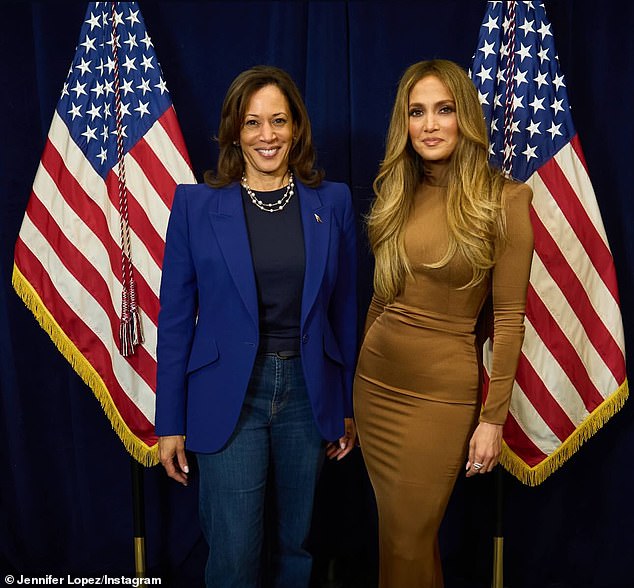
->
xmin=471 ymin=1 xmax=628 ymax=485
xmin=12 ymin=2 xmax=195 ymax=465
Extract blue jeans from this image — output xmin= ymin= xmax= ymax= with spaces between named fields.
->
xmin=197 ymin=354 xmax=325 ymax=588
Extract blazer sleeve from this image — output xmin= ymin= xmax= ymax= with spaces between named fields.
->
xmin=328 ymin=185 xmax=358 ymax=417
xmin=479 ymin=182 xmax=534 ymax=424
xmin=155 ymin=185 xmax=198 ymax=436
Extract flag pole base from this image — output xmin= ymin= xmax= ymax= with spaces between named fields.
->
xmin=491 ymin=536 xmax=503 ymax=588
xmin=134 ymin=536 xmax=146 ymax=577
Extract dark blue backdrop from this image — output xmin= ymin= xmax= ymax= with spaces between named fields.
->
xmin=2 ymin=2 xmax=633 ymax=587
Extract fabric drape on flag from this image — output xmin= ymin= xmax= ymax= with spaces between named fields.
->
xmin=12 ymin=1 xmax=195 ymax=465
xmin=471 ymin=0 xmax=628 ymax=485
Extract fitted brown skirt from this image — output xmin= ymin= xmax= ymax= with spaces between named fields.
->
xmin=354 ymin=379 xmax=479 ymax=588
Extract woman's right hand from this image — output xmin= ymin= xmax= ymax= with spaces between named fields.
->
xmin=158 ymin=435 xmax=189 ymax=486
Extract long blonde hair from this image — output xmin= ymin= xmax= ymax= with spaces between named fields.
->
xmin=367 ymin=59 xmax=506 ymax=302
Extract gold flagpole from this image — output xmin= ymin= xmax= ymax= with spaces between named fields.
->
xmin=131 ymin=458 xmax=147 ymax=577
xmin=491 ymin=466 xmax=504 ymax=588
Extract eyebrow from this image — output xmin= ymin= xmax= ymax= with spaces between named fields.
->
xmin=244 ymin=111 xmax=288 ymax=117
xmin=408 ymin=100 xmax=456 ymax=108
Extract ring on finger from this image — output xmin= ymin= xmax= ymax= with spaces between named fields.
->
xmin=472 ymin=462 xmax=484 ymax=471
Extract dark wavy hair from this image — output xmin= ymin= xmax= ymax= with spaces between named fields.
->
xmin=204 ymin=65 xmax=323 ymax=188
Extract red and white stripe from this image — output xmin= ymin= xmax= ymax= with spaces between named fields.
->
xmin=14 ymin=106 xmax=195 ymax=453
xmin=484 ymin=137 xmax=627 ymax=476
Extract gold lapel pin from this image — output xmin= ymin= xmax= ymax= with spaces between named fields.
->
xmin=314 ymin=213 xmax=322 ymax=223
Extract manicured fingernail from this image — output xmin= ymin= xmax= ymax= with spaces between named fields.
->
xmin=183 ymin=465 xmax=189 ymax=474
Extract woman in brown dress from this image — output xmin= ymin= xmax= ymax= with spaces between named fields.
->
xmin=354 ymin=60 xmax=534 ymax=587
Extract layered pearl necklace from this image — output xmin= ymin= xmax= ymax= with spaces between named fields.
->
xmin=241 ymin=172 xmax=295 ymax=213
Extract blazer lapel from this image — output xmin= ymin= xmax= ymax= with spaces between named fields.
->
xmin=208 ymin=184 xmax=258 ymax=329
xmin=298 ymin=182 xmax=331 ymax=326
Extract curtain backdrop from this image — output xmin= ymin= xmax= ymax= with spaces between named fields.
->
xmin=2 ymin=2 xmax=633 ymax=587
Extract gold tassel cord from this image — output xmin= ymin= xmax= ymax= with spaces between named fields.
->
xmin=12 ymin=264 xmax=160 ymax=466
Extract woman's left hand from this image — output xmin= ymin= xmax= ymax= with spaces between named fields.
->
xmin=465 ymin=422 xmax=503 ymax=477
xmin=326 ymin=418 xmax=357 ymax=461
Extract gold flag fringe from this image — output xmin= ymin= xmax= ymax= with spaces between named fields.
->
xmin=12 ymin=264 xmax=160 ymax=466
xmin=501 ymin=378 xmax=629 ymax=486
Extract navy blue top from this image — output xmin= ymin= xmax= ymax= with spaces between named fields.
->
xmin=241 ymin=185 xmax=305 ymax=354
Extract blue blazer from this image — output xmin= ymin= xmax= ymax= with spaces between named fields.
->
xmin=155 ymin=179 xmax=358 ymax=453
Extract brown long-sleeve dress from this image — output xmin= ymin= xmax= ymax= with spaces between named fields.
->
xmin=353 ymin=163 xmax=534 ymax=588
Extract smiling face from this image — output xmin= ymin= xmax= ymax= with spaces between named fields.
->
xmin=408 ymin=75 xmax=459 ymax=163
xmin=239 ymin=84 xmax=294 ymax=189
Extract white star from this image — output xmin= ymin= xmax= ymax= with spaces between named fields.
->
xmin=496 ymin=67 xmax=505 ymax=83
xmin=476 ymin=65 xmax=493 ymax=84
xmin=529 ymin=95 xmax=545 ymax=113
xmin=490 ymin=118 xmax=499 ymax=133
xmin=68 ymin=103 xmax=82 ymax=120
xmin=86 ymin=103 xmax=102 ymax=120
xmin=137 ymin=78 xmax=151 ymax=95
xmin=96 ymin=59 xmax=105 ymax=76
xmin=552 ymin=73 xmax=566 ymax=91
xmin=488 ymin=143 xmax=496 ymax=156
xmin=512 ymin=93 xmax=525 ymax=111
xmin=551 ymin=98 xmax=565 ymax=115
xmin=548 ymin=121 xmax=563 ymax=139
xmin=120 ymin=102 xmax=131 ymax=118
xmin=141 ymin=54 xmax=155 ymax=72
xmin=483 ymin=15 xmax=499 ymax=34
xmin=122 ymin=55 xmax=136 ymax=73
xmin=71 ymin=80 xmax=87 ymax=98
xmin=97 ymin=147 xmax=108 ymax=164
xmin=537 ymin=46 xmax=550 ymax=62
xmin=81 ymin=125 xmax=97 ymax=143
xmin=61 ymin=83 xmax=69 ymax=98
xmin=135 ymin=101 xmax=150 ymax=118
xmin=503 ymin=143 xmax=517 ymax=158
xmin=500 ymin=40 xmax=510 ymax=58
xmin=509 ymin=119 xmax=521 ymax=135
xmin=103 ymin=80 xmax=114 ymax=96
xmin=522 ymin=143 xmax=538 ymax=161
xmin=126 ymin=8 xmax=140 ymax=26
xmin=91 ymin=81 xmax=105 ymax=99
xmin=526 ymin=120 xmax=541 ymax=137
xmin=106 ymin=33 xmax=121 ymax=50
xmin=112 ymin=10 xmax=124 ymax=26
xmin=120 ymin=78 xmax=134 ymax=96
xmin=494 ymin=92 xmax=503 ymax=108
xmin=534 ymin=71 xmax=549 ymax=89
xmin=105 ymin=56 xmax=115 ymax=74
xmin=514 ymin=68 xmax=528 ymax=87
xmin=101 ymin=124 xmax=109 ymax=141
xmin=75 ymin=57 xmax=92 ymax=75
xmin=140 ymin=32 xmax=153 ymax=50
xmin=519 ymin=18 xmax=535 ymax=36
xmin=111 ymin=125 xmax=128 ymax=138
xmin=477 ymin=89 xmax=489 ymax=106
xmin=80 ymin=34 xmax=97 ymax=53
xmin=124 ymin=33 xmax=138 ymax=50
xmin=538 ymin=21 xmax=553 ymax=39
xmin=155 ymin=77 xmax=168 ymax=94
xmin=85 ymin=12 xmax=101 ymax=31
xmin=517 ymin=43 xmax=532 ymax=63
xmin=502 ymin=14 xmax=512 ymax=33
xmin=103 ymin=103 xmax=112 ymax=119
xmin=479 ymin=40 xmax=496 ymax=59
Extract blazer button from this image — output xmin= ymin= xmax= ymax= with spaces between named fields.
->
xmin=302 ymin=334 xmax=309 ymax=344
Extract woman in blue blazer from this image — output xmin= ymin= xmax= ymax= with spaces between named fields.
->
xmin=155 ymin=66 xmax=358 ymax=588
